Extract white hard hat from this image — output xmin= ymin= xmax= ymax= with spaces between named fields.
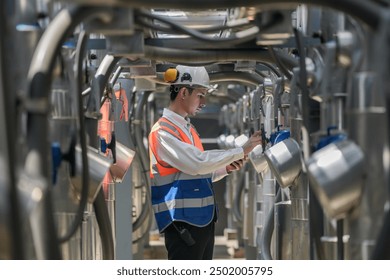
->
xmin=164 ymin=65 xmax=211 ymax=89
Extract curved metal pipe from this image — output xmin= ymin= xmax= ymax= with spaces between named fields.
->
xmin=260 ymin=188 xmax=282 ymax=260
xmin=25 ymin=6 xmax=112 ymax=259
xmin=144 ymin=46 xmax=298 ymax=70
xmin=89 ymin=54 xmax=121 ymax=112
xmin=124 ymin=0 xmax=381 ymax=29
xmin=136 ymin=9 xmax=260 ymax=46
xmin=93 ymin=188 xmax=115 ymax=260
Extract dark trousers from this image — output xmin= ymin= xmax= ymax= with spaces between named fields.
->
xmin=163 ymin=221 xmax=215 ymax=260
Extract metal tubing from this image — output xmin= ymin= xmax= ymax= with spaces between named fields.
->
xmin=260 ymin=189 xmax=282 ymax=260
xmin=119 ymin=0 xmax=382 ymax=29
xmin=89 ymin=54 xmax=121 ymax=112
xmin=144 ymin=46 xmax=298 ymax=70
xmin=0 ymin=0 xmax=24 ymax=259
xmin=275 ymin=200 xmax=292 ymax=259
xmin=25 ymin=6 xmax=112 ymax=259
xmin=210 ymin=72 xmax=264 ymax=86
xmin=93 ymin=188 xmax=115 ymax=260
xmin=149 ymin=71 xmax=265 ymax=87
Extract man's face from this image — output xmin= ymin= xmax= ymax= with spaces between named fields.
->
xmin=182 ymin=87 xmax=207 ymax=116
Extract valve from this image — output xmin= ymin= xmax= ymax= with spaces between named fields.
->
xmin=51 ymin=136 xmax=76 ymax=184
xmin=316 ymin=126 xmax=346 ymax=151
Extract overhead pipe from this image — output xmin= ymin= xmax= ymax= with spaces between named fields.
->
xmin=121 ymin=0 xmax=381 ymax=30
xmin=210 ymin=72 xmax=264 ymax=86
xmin=147 ymin=71 xmax=265 ymax=87
xmin=144 ymin=45 xmax=298 ymax=70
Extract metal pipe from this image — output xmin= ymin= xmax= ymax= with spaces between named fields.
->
xmin=149 ymin=71 xmax=264 ymax=87
xmin=260 ymin=188 xmax=282 ymax=260
xmin=86 ymin=54 xmax=120 ymax=150
xmin=90 ymin=54 xmax=121 ymax=111
xmin=25 ymin=5 xmax=112 ymax=259
xmin=144 ymin=45 xmax=298 ymax=70
xmin=121 ymin=0 xmax=382 ymax=29
xmin=93 ymin=188 xmax=115 ymax=260
xmin=0 ymin=0 xmax=24 ymax=259
xmin=210 ymin=72 xmax=264 ymax=85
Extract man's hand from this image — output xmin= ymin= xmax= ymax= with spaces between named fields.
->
xmin=242 ymin=130 xmax=262 ymax=156
xmin=226 ymin=159 xmax=245 ymax=173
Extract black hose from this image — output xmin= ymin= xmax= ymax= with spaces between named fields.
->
xmin=26 ymin=6 xmax=112 ymax=259
xmin=257 ymin=62 xmax=282 ymax=78
xmin=136 ymin=9 xmax=260 ymax=46
xmin=336 ymin=219 xmax=344 ymax=260
xmin=268 ymin=47 xmax=293 ymax=80
xmin=58 ymin=31 xmax=89 ymax=244
xmin=132 ymin=91 xmax=153 ymax=233
xmin=93 ymin=188 xmax=115 ymax=260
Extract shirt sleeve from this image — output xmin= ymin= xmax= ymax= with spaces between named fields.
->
xmin=212 ymin=167 xmax=229 ymax=182
xmin=156 ymin=129 xmax=244 ymax=176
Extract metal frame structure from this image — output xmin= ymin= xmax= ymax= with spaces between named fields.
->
xmin=1 ymin=0 xmax=390 ymax=260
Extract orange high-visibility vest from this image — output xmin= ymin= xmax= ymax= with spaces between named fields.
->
xmin=148 ymin=117 xmax=215 ymax=232
xmin=149 ymin=117 xmax=204 ymax=178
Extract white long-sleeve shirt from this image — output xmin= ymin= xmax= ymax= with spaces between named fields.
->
xmin=155 ymin=108 xmax=244 ymax=182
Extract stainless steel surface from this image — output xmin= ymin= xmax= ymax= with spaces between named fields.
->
xmin=71 ymin=146 xmax=113 ymax=203
xmin=249 ymin=145 xmax=268 ymax=173
xmin=275 ymin=201 xmax=292 ymax=260
xmin=109 ymin=142 xmax=135 ymax=182
xmin=306 ymin=140 xmax=365 ymax=219
xmin=264 ymin=138 xmax=302 ymax=188
xmin=1 ymin=0 xmax=390 ymax=261
xmin=56 ymin=212 xmax=81 ymax=260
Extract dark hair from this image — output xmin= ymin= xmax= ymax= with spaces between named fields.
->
xmin=169 ymin=86 xmax=193 ymax=101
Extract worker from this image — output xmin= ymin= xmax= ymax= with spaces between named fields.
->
xmin=148 ymin=65 xmax=262 ymax=260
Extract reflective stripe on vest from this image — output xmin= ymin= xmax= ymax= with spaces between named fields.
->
xmin=148 ymin=117 xmax=214 ymax=232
